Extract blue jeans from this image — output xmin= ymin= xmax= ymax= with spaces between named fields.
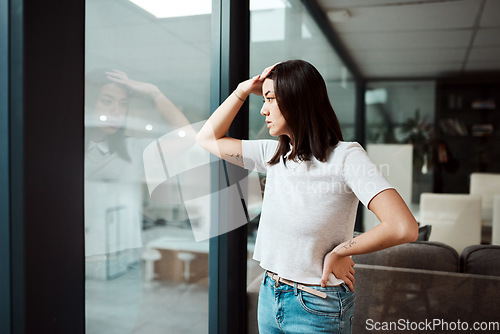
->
xmin=258 ymin=272 xmax=355 ymax=334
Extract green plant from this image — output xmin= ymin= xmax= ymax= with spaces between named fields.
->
xmin=400 ymin=109 xmax=434 ymax=173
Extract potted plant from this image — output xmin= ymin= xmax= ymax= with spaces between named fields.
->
xmin=400 ymin=109 xmax=434 ymax=174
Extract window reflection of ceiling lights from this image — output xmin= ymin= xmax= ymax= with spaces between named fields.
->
xmin=129 ymin=0 xmax=211 ymax=18
xmin=130 ymin=0 xmax=290 ymax=18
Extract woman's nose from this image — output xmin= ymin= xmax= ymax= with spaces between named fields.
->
xmin=260 ymin=106 xmax=270 ymax=116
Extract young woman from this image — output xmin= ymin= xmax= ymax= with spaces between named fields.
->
xmin=85 ymin=69 xmax=191 ymax=255
xmin=85 ymin=69 xmax=192 ymax=332
xmin=196 ymin=60 xmax=418 ymax=333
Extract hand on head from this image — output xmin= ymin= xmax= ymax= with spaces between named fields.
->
xmin=106 ymin=69 xmax=160 ymax=98
xmin=238 ymin=62 xmax=280 ymax=97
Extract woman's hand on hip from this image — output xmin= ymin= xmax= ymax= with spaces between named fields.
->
xmin=320 ymin=251 xmax=355 ymax=291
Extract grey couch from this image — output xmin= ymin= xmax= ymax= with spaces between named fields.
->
xmin=247 ymin=242 xmax=500 ymax=334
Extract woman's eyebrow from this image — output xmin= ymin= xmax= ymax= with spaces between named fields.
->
xmin=264 ymin=90 xmax=274 ymax=96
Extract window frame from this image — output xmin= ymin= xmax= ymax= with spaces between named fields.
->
xmin=6 ymin=0 xmax=86 ymax=332
xmin=209 ymin=1 xmax=250 ymax=333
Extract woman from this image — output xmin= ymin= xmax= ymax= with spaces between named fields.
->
xmin=85 ymin=69 xmax=191 ymax=255
xmin=196 ymin=60 xmax=418 ymax=333
xmin=85 ymin=69 xmax=192 ymax=333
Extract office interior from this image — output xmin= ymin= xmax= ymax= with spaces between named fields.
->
xmin=2 ymin=0 xmax=500 ymax=333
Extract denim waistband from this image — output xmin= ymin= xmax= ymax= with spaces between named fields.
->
xmin=264 ymin=270 xmax=350 ymax=293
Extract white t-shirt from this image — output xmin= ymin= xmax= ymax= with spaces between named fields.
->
xmin=242 ymin=140 xmax=394 ymax=286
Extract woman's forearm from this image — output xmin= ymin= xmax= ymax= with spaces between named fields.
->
xmin=320 ymin=218 xmax=417 ymax=290
xmin=333 ymin=190 xmax=418 ymax=257
xmin=153 ymin=90 xmax=192 ymax=129
xmin=197 ymin=88 xmax=248 ymax=143
xmin=332 ymin=218 xmax=417 ymax=258
xmin=321 ymin=189 xmax=418 ymax=289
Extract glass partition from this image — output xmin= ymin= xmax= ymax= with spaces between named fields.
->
xmin=249 ymin=1 xmax=356 ymax=142
xmin=363 ymin=81 xmax=436 ymax=230
xmin=247 ymin=0 xmax=357 ymax=284
xmin=365 ymin=81 xmax=436 ymax=203
xmin=85 ymin=0 xmax=211 ymax=332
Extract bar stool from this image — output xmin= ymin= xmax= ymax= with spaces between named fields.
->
xmin=141 ymin=248 xmax=162 ymax=283
xmin=177 ymin=251 xmax=197 ymax=283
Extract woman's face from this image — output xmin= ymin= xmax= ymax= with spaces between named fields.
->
xmin=261 ymin=78 xmax=290 ymax=137
xmin=94 ymin=83 xmax=129 ymax=134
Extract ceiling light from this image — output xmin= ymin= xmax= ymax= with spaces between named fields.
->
xmin=129 ymin=0 xmax=211 ymax=19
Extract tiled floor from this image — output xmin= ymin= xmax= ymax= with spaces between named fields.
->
xmin=86 ymin=270 xmax=209 ymax=334
xmin=85 ymin=225 xmax=262 ymax=334
xmin=86 ymin=223 xmax=209 ymax=334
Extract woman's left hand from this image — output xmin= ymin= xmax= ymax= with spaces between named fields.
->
xmin=320 ymin=251 xmax=355 ymax=291
xmin=106 ymin=69 xmax=161 ymax=98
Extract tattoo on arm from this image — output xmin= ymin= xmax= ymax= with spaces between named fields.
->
xmin=225 ymin=152 xmax=242 ymax=162
xmin=341 ymin=239 xmax=356 ymax=250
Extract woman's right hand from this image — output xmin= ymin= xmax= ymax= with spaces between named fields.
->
xmin=238 ymin=63 xmax=279 ymax=97
xmin=106 ymin=70 xmax=160 ymax=99
xmin=237 ymin=75 xmax=264 ymax=97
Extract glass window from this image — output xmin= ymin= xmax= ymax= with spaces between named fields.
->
xmin=247 ymin=0 xmax=357 ymax=285
xmin=85 ymin=0 xmax=211 ymax=332
xmin=363 ymin=81 xmax=435 ymax=230
xmin=249 ymin=1 xmax=355 ymax=142
xmin=365 ymin=81 xmax=436 ymax=202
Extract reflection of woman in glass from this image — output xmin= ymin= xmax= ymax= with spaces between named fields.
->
xmin=85 ymin=69 xmax=191 ymax=333
xmin=197 ymin=60 xmax=418 ymax=334
xmin=85 ymin=69 xmax=191 ymax=255
xmin=85 ymin=69 xmax=191 ymax=173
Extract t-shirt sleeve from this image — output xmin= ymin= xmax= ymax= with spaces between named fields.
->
xmin=241 ymin=139 xmax=279 ymax=173
xmin=342 ymin=142 xmax=394 ymax=208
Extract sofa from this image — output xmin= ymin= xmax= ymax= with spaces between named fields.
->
xmin=247 ymin=242 xmax=500 ymax=334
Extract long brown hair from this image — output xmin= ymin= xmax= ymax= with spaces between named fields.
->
xmin=267 ymin=60 xmax=343 ymax=165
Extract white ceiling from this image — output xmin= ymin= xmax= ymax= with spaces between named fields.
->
xmin=316 ymin=0 xmax=500 ymax=79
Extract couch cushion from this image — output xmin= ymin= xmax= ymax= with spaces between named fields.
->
xmin=461 ymin=245 xmax=500 ymax=276
xmin=353 ymin=241 xmax=459 ymax=272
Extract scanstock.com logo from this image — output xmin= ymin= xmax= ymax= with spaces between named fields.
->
xmin=143 ymin=122 xmax=261 ymax=242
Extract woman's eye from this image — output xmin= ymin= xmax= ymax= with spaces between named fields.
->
xmin=267 ymin=97 xmax=274 ymax=102
xmin=99 ymin=99 xmax=112 ymax=106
